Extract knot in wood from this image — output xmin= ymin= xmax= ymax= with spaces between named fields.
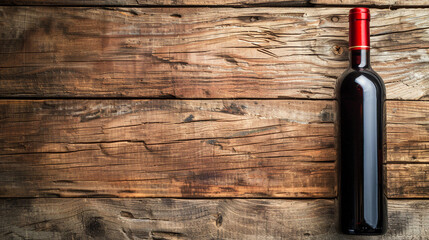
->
xmin=332 ymin=45 xmax=344 ymax=56
xmin=250 ymin=16 xmax=260 ymax=22
xmin=216 ymin=213 xmax=223 ymax=227
xmin=331 ymin=16 xmax=339 ymax=22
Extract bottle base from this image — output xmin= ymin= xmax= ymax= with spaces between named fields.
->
xmin=340 ymin=227 xmax=387 ymax=235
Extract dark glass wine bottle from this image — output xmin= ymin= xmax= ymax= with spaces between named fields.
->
xmin=336 ymin=8 xmax=387 ymax=235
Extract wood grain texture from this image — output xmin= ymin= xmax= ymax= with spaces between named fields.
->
xmin=0 ymin=99 xmax=427 ymax=198
xmin=387 ymin=101 xmax=429 ymax=163
xmin=0 ymin=99 xmax=336 ymax=198
xmin=2 ymin=0 xmax=429 ymax=6
xmin=0 ymin=198 xmax=428 ymax=239
xmin=388 ymin=164 xmax=429 ymax=198
xmin=1 ymin=7 xmax=428 ymax=99
xmin=313 ymin=0 xmax=429 ymax=6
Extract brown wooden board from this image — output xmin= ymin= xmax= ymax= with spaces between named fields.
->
xmin=313 ymin=0 xmax=429 ymax=7
xmin=1 ymin=7 xmax=428 ymax=99
xmin=2 ymin=0 xmax=429 ymax=6
xmin=388 ymin=164 xmax=429 ymax=198
xmin=0 ymin=100 xmax=427 ymax=198
xmin=387 ymin=101 xmax=429 ymax=163
xmin=0 ymin=198 xmax=428 ymax=239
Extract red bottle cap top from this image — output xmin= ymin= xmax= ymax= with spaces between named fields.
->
xmin=349 ymin=7 xmax=370 ymax=20
xmin=349 ymin=8 xmax=370 ymax=50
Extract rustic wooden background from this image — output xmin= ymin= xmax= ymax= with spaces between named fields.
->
xmin=0 ymin=0 xmax=428 ymax=239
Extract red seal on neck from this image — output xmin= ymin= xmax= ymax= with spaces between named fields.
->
xmin=349 ymin=8 xmax=370 ymax=50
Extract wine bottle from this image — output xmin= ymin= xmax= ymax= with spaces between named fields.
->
xmin=336 ymin=8 xmax=387 ymax=235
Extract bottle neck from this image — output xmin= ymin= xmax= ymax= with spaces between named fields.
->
xmin=349 ymin=8 xmax=370 ymax=69
xmin=350 ymin=49 xmax=370 ymax=69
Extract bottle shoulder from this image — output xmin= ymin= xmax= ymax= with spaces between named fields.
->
xmin=336 ymin=68 xmax=386 ymax=99
xmin=338 ymin=68 xmax=383 ymax=83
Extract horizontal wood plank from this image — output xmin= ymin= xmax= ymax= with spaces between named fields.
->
xmin=0 ymin=99 xmax=337 ymax=198
xmin=313 ymin=0 xmax=429 ymax=6
xmin=387 ymin=101 xmax=429 ymax=163
xmin=2 ymin=0 xmax=429 ymax=6
xmin=388 ymin=164 xmax=429 ymax=198
xmin=0 ymin=198 xmax=428 ymax=239
xmin=1 ymin=7 xmax=428 ymax=99
xmin=0 ymin=100 xmax=427 ymax=198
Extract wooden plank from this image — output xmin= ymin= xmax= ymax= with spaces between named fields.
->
xmin=388 ymin=164 xmax=429 ymax=198
xmin=0 ymin=100 xmax=427 ymax=198
xmin=0 ymin=198 xmax=428 ymax=239
xmin=387 ymin=124 xmax=429 ymax=163
xmin=1 ymin=0 xmax=304 ymax=6
xmin=1 ymin=7 xmax=428 ymax=99
xmin=387 ymin=101 xmax=429 ymax=163
xmin=314 ymin=0 xmax=429 ymax=6
xmin=2 ymin=0 xmax=429 ymax=6
xmin=0 ymin=99 xmax=336 ymax=198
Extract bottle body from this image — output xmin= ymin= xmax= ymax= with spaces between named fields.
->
xmin=336 ymin=8 xmax=387 ymax=235
xmin=336 ymin=50 xmax=387 ymax=234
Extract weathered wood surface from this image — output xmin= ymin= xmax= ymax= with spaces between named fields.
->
xmin=312 ymin=0 xmax=429 ymax=6
xmin=387 ymin=101 xmax=429 ymax=163
xmin=2 ymin=0 xmax=429 ymax=6
xmin=388 ymin=164 xmax=429 ymax=198
xmin=0 ymin=99 xmax=336 ymax=198
xmin=0 ymin=99 xmax=427 ymax=198
xmin=1 ymin=7 xmax=428 ymax=99
xmin=0 ymin=198 xmax=428 ymax=239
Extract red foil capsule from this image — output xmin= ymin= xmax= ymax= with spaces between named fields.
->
xmin=349 ymin=8 xmax=370 ymax=50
